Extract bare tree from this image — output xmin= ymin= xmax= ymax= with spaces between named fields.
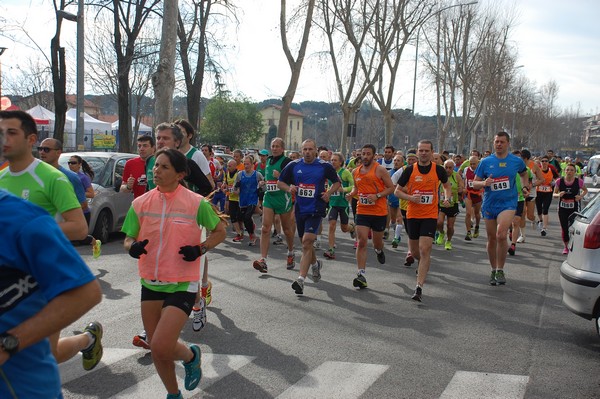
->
xmin=277 ymin=0 xmax=316 ymax=144
xmin=153 ymin=0 xmax=179 ymax=124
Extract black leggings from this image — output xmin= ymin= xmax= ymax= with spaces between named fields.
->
xmin=240 ymin=205 xmax=257 ymax=235
xmin=558 ymin=208 xmax=576 ymax=243
xmin=535 ymin=192 xmax=553 ymax=216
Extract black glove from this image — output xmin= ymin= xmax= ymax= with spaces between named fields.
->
xmin=129 ymin=239 xmax=149 ymax=259
xmin=179 ymin=245 xmax=207 ymax=262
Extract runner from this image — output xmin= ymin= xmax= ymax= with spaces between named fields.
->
xmin=278 ymin=139 xmax=340 ymax=295
xmin=175 ymin=119 xmax=215 ymax=190
xmin=554 ymin=163 xmax=587 ymax=254
xmin=535 ymin=155 xmax=558 ymax=236
xmin=392 ymin=150 xmax=418 ymax=264
xmin=462 ymin=155 xmax=483 ymax=240
xmin=0 ymin=110 xmax=103 ymax=371
xmin=473 ymin=132 xmax=529 ymax=286
xmin=121 ymin=135 xmax=155 ymax=198
xmin=377 ymin=144 xmax=396 ymax=172
xmin=385 ymin=154 xmax=404 ymax=241
xmin=224 ymin=159 xmax=244 ymax=241
xmin=395 ymin=140 xmax=451 ymax=301
xmin=435 ymin=159 xmax=464 ymax=250
xmin=234 ymin=155 xmax=265 ymax=246
xmin=346 ymin=144 xmax=395 ymax=289
xmin=314 ymin=149 xmax=332 ymax=248
xmin=324 ymin=152 xmax=355 ymax=260
xmin=518 ymin=149 xmax=544 ymax=243
xmin=507 ymin=150 xmax=533 ymax=256
xmin=122 ymin=148 xmax=227 ymax=399
xmin=253 ymin=138 xmax=296 ymax=273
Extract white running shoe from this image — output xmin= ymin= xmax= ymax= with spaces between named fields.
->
xmin=191 ymin=298 xmax=207 ymax=332
xmin=517 ymin=235 xmax=525 ymax=243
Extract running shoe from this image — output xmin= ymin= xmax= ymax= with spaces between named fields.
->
xmin=313 ymin=239 xmax=321 ymax=249
xmin=349 ymin=222 xmax=356 ymax=239
xmin=233 ymin=234 xmax=244 ymax=243
xmin=537 ymin=221 xmax=543 ymax=231
xmin=465 ymin=231 xmax=472 ymax=241
xmin=495 ymin=269 xmax=506 ymax=285
xmin=489 ymin=270 xmax=498 ymax=286
xmin=391 ymin=238 xmax=400 ymax=248
xmin=353 ymin=272 xmax=367 ymax=289
xmin=404 ymin=253 xmax=414 ymax=267
xmin=132 ymin=333 xmax=151 ymax=350
xmin=517 ymin=235 xmax=525 ymax=243
xmin=353 ymin=241 xmax=358 ymax=249
xmin=375 ymin=249 xmax=385 ymax=264
xmin=273 ymin=235 xmax=284 ymax=245
xmin=292 ymin=278 xmax=304 ymax=295
xmin=562 ymin=247 xmax=569 ymax=255
xmin=473 ymin=226 xmax=480 ymax=238
xmin=183 ymin=345 xmax=202 ymax=390
xmin=324 ymin=249 xmax=336 ymax=259
xmin=508 ymin=243 xmax=516 ymax=256
xmin=248 ymin=234 xmax=257 ymax=246
xmin=383 ymin=230 xmax=389 ymax=240
xmin=201 ymin=281 xmax=212 ymax=306
xmin=435 ymin=231 xmax=445 ymax=245
xmin=286 ymin=252 xmax=296 ymax=270
xmin=444 ymin=240 xmax=452 ymax=250
xmin=311 ymin=260 xmax=322 ymax=282
xmin=81 ymin=322 xmax=103 ymax=371
xmin=253 ymin=258 xmax=268 ymax=273
xmin=271 ymin=230 xmax=278 ymax=238
xmin=166 ymin=391 xmax=183 ymax=399
xmin=191 ymin=298 xmax=207 ymax=332
xmin=541 ymin=229 xmax=547 ymax=237
xmin=411 ymin=286 xmax=422 ymax=302
xmin=92 ymin=239 xmax=102 ymax=259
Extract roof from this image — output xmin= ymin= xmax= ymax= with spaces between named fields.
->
xmin=263 ymin=104 xmax=304 ymax=117
xmin=65 ymin=95 xmax=100 ymax=109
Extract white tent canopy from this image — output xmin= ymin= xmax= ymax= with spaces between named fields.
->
xmin=66 ymin=108 xmax=112 ymax=133
xmin=26 ymin=105 xmax=74 ymax=133
xmin=111 ymin=117 xmax=152 ymax=133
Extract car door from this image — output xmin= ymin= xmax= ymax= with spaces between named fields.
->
xmin=112 ymin=156 xmax=134 ymax=227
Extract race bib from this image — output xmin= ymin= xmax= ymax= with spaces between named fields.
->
xmin=560 ymin=199 xmax=575 ymax=209
xmin=415 ymin=190 xmax=434 ymax=204
xmin=266 ymin=180 xmax=279 ymax=192
xmin=538 ymin=185 xmax=552 ymax=193
xmin=331 ymin=190 xmax=341 ymax=197
xmin=228 ymin=186 xmax=235 ymax=193
xmin=359 ymin=194 xmax=374 ymax=205
xmin=490 ymin=177 xmax=510 ymax=191
xmin=467 ymin=180 xmax=474 ymax=188
xmin=297 ymin=183 xmax=316 ymax=198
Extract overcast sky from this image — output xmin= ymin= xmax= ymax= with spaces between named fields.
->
xmin=2 ymin=0 xmax=599 ymax=116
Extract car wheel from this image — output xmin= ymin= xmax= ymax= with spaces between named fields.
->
xmin=93 ymin=209 xmax=112 ymax=243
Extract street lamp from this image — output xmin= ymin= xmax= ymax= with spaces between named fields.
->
xmin=57 ymin=2 xmax=84 ymax=151
xmin=0 ymin=47 xmax=7 ymax=103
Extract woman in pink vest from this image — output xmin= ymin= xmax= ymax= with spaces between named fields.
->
xmin=121 ymin=148 xmax=226 ymax=399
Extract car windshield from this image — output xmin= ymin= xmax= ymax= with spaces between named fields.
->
xmin=81 ymin=157 xmax=109 ymax=185
xmin=581 ymin=192 xmax=600 ymax=218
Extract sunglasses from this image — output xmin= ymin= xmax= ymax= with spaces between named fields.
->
xmin=541 ymin=160 xmax=549 ymax=162
xmin=67 ymin=161 xmax=79 ymax=165
xmin=37 ymin=147 xmax=58 ymax=153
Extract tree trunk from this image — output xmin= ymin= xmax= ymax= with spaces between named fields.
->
xmin=153 ymin=0 xmax=179 ymax=125
xmin=51 ymin=10 xmax=67 ymax=144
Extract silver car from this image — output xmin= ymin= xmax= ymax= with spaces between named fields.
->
xmin=560 ymin=191 xmax=600 ymax=335
xmin=59 ymin=152 xmax=137 ymax=242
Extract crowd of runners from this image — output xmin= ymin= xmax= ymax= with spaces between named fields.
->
xmin=0 ymin=108 xmax=588 ymax=399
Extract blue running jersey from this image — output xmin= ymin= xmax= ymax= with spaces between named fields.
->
xmin=475 ymin=153 xmax=527 ymax=211
xmin=279 ymin=158 xmax=340 ymax=215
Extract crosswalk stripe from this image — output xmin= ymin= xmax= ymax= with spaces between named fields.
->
xmin=276 ymin=361 xmax=389 ymax=399
xmin=60 ymin=348 xmax=146 ymax=384
xmin=106 ymin=353 xmax=255 ymax=398
xmin=439 ymin=371 xmax=529 ymax=399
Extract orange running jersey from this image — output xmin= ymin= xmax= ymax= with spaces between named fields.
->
xmin=353 ymin=164 xmax=387 ymax=216
xmin=405 ymin=162 xmax=440 ymax=219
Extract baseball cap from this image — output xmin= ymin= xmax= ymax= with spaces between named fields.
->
xmin=259 ymin=149 xmax=269 ymax=156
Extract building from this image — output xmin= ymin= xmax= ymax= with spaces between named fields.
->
xmin=583 ymin=114 xmax=600 ymax=151
xmin=252 ymin=105 xmax=304 ymax=151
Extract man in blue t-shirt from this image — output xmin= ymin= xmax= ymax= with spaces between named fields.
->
xmin=0 ymin=125 xmax=102 ymax=398
xmin=473 ymin=132 xmax=529 ymax=286
xmin=278 ymin=139 xmax=340 ymax=296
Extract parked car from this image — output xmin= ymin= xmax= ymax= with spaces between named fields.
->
xmin=583 ymin=154 xmax=600 ymax=188
xmin=59 ymin=152 xmax=137 ymax=242
xmin=560 ymin=191 xmax=600 ymax=335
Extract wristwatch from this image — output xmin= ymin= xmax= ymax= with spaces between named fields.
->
xmin=0 ymin=333 xmax=19 ymax=357
xmin=199 ymin=244 xmax=208 ymax=256
xmin=376 ymin=193 xmax=381 ymax=199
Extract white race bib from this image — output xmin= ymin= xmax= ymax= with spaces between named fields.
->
xmin=359 ymin=194 xmax=374 ymax=205
xmin=491 ymin=177 xmax=510 ymax=191
xmin=297 ymin=183 xmax=316 ymax=198
xmin=266 ymin=180 xmax=279 ymax=192
xmin=560 ymin=199 xmax=575 ymax=209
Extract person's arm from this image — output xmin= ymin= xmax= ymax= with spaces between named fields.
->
xmin=577 ymin=180 xmax=588 ymax=201
xmin=375 ymin=165 xmax=395 ymax=197
xmin=186 ymin=159 xmax=214 ymax=196
xmin=0 ymin=280 xmax=101 ymax=365
xmin=519 ymin=169 xmax=530 ymax=197
xmin=60 ymin=207 xmax=88 ymax=240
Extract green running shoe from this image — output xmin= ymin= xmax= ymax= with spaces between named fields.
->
xmin=81 ymin=322 xmax=103 ymax=371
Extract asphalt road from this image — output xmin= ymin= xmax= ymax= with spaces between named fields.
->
xmin=60 ymin=211 xmax=600 ymax=399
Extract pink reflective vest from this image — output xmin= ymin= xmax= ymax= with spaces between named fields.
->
xmin=132 ymin=184 xmax=205 ymax=282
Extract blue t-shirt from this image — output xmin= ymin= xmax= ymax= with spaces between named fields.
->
xmin=59 ymin=165 xmax=86 ymax=204
xmin=387 ymin=168 xmax=400 ymax=206
xmin=475 ymin=153 xmax=527 ymax=209
xmin=236 ymin=170 xmax=262 ymax=207
xmin=0 ymin=190 xmax=96 ymax=398
xmin=279 ymin=158 xmax=340 ymax=215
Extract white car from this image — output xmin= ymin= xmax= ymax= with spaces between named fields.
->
xmin=560 ymin=191 xmax=600 ymax=335
xmin=59 ymin=152 xmax=137 ymax=242
xmin=583 ymin=154 xmax=600 ymax=188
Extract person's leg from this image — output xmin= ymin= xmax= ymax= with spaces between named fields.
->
xmin=447 ymin=216 xmax=456 ymax=242
xmin=259 ymin=207 xmax=274 ymax=259
xmin=485 ymin=217 xmax=499 ymax=269
xmin=542 ymin=193 xmax=552 ymax=230
xmin=356 ymin=225 xmax=370 ymax=270
xmin=281 ymin=210 xmax=296 ymax=252
xmin=299 ymin=232 xmax=317 ymax=278
xmin=495 ymin=210 xmax=516 ymax=270
xmin=465 ymin=197 xmax=473 ymax=235
xmin=416 ymin=236 xmax=434 ymax=287
xmin=49 ymin=331 xmax=91 ymax=364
